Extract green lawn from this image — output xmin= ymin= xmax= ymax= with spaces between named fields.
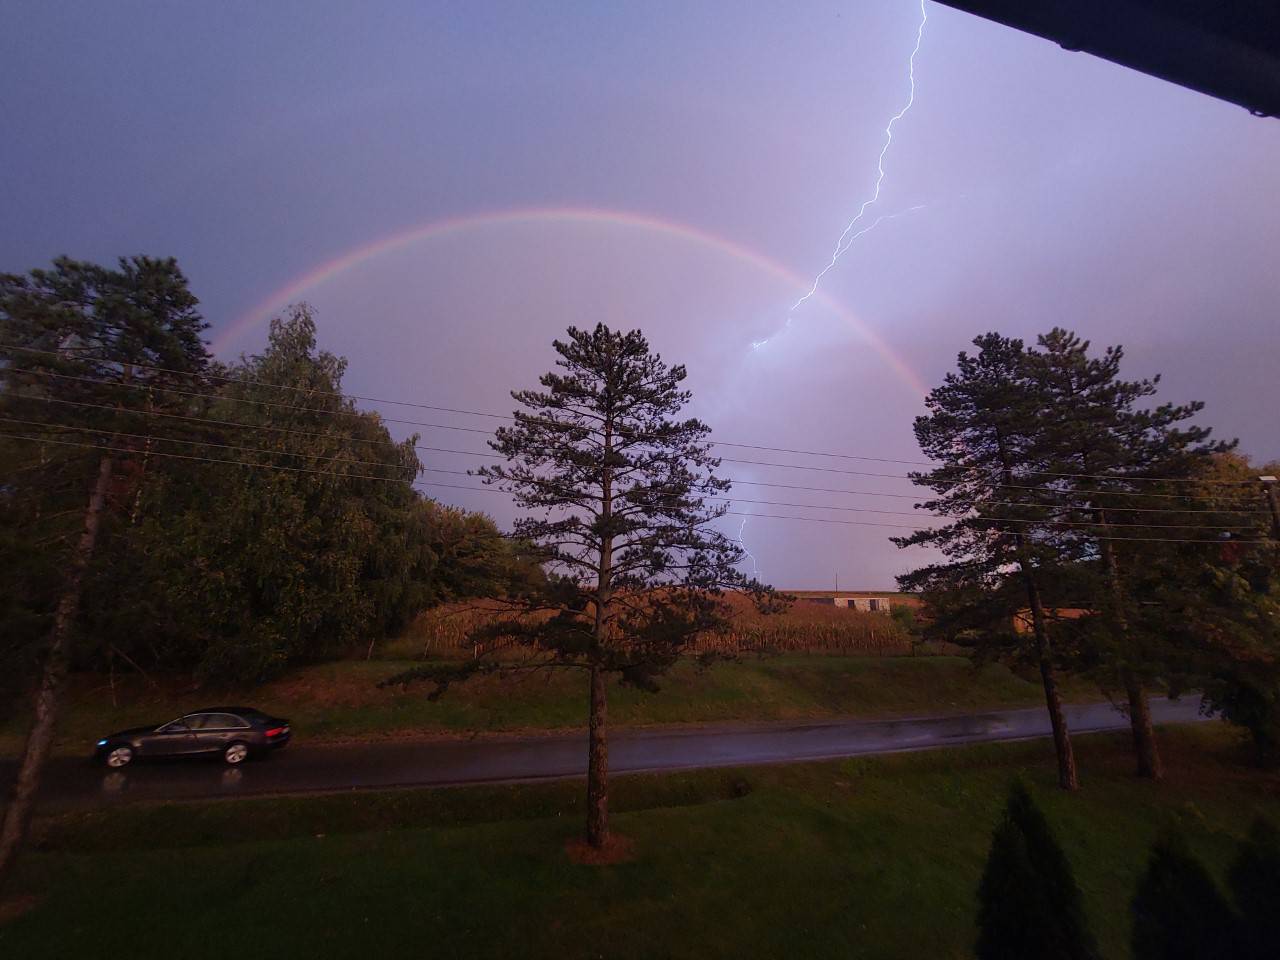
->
xmin=4 ymin=725 xmax=1275 ymax=959
xmin=1 ymin=655 xmax=1099 ymax=757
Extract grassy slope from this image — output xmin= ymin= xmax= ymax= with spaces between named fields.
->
xmin=4 ymin=726 xmax=1276 ymax=959
xmin=0 ymin=656 xmax=1098 ymax=756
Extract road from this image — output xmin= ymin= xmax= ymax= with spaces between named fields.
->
xmin=15 ymin=696 xmax=1207 ymax=808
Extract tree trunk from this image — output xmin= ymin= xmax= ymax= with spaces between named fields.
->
xmin=586 ymin=661 xmax=609 ymax=847
xmin=1019 ymin=561 xmax=1079 ymax=791
xmin=586 ymin=389 xmax=614 ymax=849
xmin=997 ymin=439 xmax=1078 ymax=791
xmin=0 ymin=454 xmax=113 ymax=891
xmin=1097 ymin=523 xmax=1162 ymax=780
xmin=1124 ymin=672 xmax=1163 ymax=781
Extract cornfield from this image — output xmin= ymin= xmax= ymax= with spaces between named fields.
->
xmin=397 ymin=593 xmax=917 ymax=660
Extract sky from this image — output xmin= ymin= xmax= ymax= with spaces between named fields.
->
xmin=4 ymin=1 xmax=1278 ymax=589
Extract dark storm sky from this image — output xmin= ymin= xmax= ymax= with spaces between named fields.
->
xmin=4 ymin=1 xmax=1277 ymax=588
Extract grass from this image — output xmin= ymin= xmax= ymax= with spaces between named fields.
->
xmin=3 ymin=725 xmax=1276 ymax=959
xmin=0 ymin=655 xmax=1099 ymax=757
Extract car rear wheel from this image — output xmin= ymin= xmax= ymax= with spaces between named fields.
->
xmin=104 ymin=745 xmax=134 ymax=768
xmin=223 ymin=742 xmax=250 ymax=765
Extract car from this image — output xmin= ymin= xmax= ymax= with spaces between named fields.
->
xmin=95 ymin=707 xmax=291 ymax=768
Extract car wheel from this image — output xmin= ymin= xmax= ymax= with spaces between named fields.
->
xmin=223 ymin=741 xmax=250 ymax=765
xmin=104 ymin=744 xmax=134 ymax=768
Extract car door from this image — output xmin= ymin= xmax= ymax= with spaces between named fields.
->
xmin=143 ymin=719 xmax=200 ymax=757
xmin=193 ymin=713 xmax=250 ymax=753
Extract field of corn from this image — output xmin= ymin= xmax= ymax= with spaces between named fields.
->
xmin=389 ymin=593 xmax=922 ymax=660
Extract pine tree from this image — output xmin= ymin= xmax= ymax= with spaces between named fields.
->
xmin=1131 ymin=831 xmax=1238 ymax=960
xmin=895 ymin=334 xmax=1080 ymax=789
xmin=1023 ymin=329 xmax=1230 ymax=781
xmin=976 ymin=780 xmax=1098 ymax=959
xmin=1229 ymin=819 xmax=1280 ymax=959
xmin=385 ymin=324 xmax=771 ymax=847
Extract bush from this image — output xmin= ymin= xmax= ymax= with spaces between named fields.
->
xmin=1131 ymin=831 xmax=1238 ymax=960
xmin=976 ymin=780 xmax=1098 ymax=960
xmin=1229 ymin=819 xmax=1280 ymax=960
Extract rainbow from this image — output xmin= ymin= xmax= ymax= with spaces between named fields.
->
xmin=213 ymin=206 xmax=927 ymax=395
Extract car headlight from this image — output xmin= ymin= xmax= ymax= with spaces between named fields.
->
xmin=97 ymin=739 xmax=108 ymax=747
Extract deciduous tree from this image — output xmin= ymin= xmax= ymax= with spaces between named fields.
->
xmin=0 ymin=255 xmax=210 ymax=888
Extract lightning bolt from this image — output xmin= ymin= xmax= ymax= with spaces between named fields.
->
xmin=752 ymin=0 xmax=928 ymax=354
xmin=736 ymin=515 xmax=761 ymax=579
xmin=793 ymin=0 xmax=927 ymax=311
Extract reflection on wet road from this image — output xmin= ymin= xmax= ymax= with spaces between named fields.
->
xmin=9 ymin=697 xmax=1208 ymax=809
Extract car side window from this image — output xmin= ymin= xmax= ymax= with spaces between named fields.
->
xmin=157 ymin=719 xmax=190 ymax=733
xmin=182 ymin=714 xmax=210 ymax=730
xmin=209 ymin=713 xmax=249 ymax=729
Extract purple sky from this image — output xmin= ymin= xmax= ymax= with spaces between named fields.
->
xmin=4 ymin=1 xmax=1277 ymax=589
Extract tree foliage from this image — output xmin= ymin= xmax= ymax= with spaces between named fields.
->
xmin=1131 ymin=831 xmax=1238 ymax=960
xmin=1229 ymin=818 xmax=1280 ymax=960
xmin=76 ymin=306 xmax=534 ymax=681
xmin=976 ymin=780 xmax=1098 ymax=960
xmin=0 ymin=255 xmax=211 ymax=707
xmin=2 ymin=261 xmax=536 ymax=687
xmin=895 ymin=333 xmax=1080 ymax=788
xmin=386 ymin=323 xmax=774 ymax=845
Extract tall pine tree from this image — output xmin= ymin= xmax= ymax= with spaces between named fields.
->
xmin=1024 ymin=329 xmax=1230 ymax=780
xmin=895 ymin=334 xmax=1080 ymax=790
xmin=386 ymin=324 xmax=771 ymax=847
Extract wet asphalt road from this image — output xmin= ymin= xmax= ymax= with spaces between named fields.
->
xmin=13 ymin=697 xmax=1207 ymax=809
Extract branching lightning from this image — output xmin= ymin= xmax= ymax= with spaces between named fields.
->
xmin=736 ymin=2 xmax=931 ymax=575
xmin=751 ymin=0 xmax=928 ymax=353
xmin=793 ymin=0 xmax=927 ymax=311
xmin=736 ymin=515 xmax=760 ymax=579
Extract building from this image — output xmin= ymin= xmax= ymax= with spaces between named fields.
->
xmin=788 ymin=590 xmax=920 ymax=613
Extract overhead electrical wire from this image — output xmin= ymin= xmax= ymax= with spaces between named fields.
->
xmin=1 ymin=368 xmax=1250 ymax=504
xmin=10 ymin=394 xmax=1264 ymax=519
xmin=0 ymin=341 xmax=1259 ymax=486
xmin=2 ymin=429 xmax=1268 ymax=543
xmin=5 ymin=394 xmax=1266 ymax=516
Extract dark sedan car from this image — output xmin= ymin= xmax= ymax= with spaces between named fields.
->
xmin=96 ymin=707 xmax=291 ymax=767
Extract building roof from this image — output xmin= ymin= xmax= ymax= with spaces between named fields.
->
xmin=934 ymin=0 xmax=1280 ymax=117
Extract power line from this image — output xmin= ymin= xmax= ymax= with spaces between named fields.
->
xmin=720 ymin=510 xmax=1266 ymax=544
xmin=4 ymin=431 xmax=1266 ymax=541
xmin=5 ymin=378 xmax=1264 ymax=513
xmin=6 ymin=360 xmax=1257 ymax=499
xmin=0 ymin=415 xmax=416 ymax=477
xmin=2 ymin=341 xmax=1255 ymax=486
xmin=10 ymin=395 xmax=1266 ymax=515
xmin=725 ymin=477 xmax=1264 ymax=515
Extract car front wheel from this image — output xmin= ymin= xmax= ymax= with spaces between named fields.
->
xmin=104 ymin=745 xmax=134 ymax=768
xmin=223 ymin=742 xmax=250 ymax=765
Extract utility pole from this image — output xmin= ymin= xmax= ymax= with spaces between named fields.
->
xmin=1261 ymin=476 xmax=1280 ymax=540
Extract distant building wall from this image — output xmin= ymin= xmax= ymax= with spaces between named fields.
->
xmin=798 ymin=594 xmax=896 ymax=613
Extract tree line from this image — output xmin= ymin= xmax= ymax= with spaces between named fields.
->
xmin=0 ymin=257 xmax=540 ymax=881
xmin=1 ymin=257 xmax=538 ymax=694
